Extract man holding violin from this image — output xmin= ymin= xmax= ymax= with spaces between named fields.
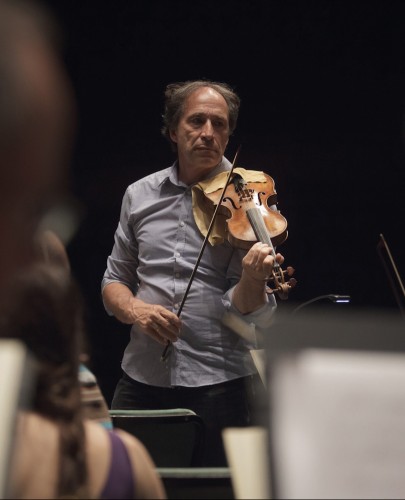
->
xmin=102 ymin=79 xmax=286 ymax=466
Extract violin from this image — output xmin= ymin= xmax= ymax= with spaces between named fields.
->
xmin=201 ymin=171 xmax=296 ymax=299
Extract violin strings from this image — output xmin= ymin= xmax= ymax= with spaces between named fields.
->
xmin=246 ymin=208 xmax=279 ymax=265
xmin=235 ymin=179 xmax=279 ymax=268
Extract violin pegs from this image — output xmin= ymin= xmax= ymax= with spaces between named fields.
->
xmin=286 ymin=266 xmax=295 ymax=277
xmin=266 ymin=268 xmax=297 ymax=300
xmin=281 ymin=266 xmax=295 ymax=277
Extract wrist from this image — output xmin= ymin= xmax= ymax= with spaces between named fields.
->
xmin=239 ymin=270 xmax=268 ymax=290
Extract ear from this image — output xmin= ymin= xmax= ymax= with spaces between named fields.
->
xmin=169 ymin=129 xmax=177 ymax=143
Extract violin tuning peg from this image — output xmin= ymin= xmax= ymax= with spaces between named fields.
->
xmin=286 ymin=266 xmax=295 ymax=276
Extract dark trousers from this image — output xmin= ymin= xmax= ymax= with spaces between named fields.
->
xmin=111 ymin=372 xmax=264 ymax=466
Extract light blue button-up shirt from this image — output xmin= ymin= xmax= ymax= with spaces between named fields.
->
xmin=102 ymin=157 xmax=277 ymax=387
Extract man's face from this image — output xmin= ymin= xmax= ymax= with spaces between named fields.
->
xmin=170 ymin=86 xmax=230 ymax=183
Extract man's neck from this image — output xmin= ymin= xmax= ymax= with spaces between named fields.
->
xmin=178 ymin=159 xmax=223 ymax=186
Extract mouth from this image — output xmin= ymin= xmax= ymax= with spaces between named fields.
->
xmin=195 ymin=146 xmax=216 ymax=153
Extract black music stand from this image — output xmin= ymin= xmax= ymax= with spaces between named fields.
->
xmin=377 ymin=233 xmax=405 ymax=318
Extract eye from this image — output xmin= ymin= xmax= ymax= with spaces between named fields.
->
xmin=190 ymin=116 xmax=204 ymax=126
xmin=212 ymin=119 xmax=226 ymax=129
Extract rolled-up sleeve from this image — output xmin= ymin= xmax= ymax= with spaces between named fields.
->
xmin=222 ymin=285 xmax=277 ymax=329
xmin=101 ymin=187 xmax=140 ymax=295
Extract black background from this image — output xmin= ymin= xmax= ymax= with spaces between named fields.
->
xmin=40 ymin=0 xmax=405 ymax=403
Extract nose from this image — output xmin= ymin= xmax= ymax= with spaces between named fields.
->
xmin=201 ymin=120 xmax=214 ymax=140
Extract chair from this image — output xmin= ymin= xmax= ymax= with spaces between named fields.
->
xmin=109 ymin=408 xmax=205 ymax=467
xmin=156 ymin=467 xmax=234 ymax=499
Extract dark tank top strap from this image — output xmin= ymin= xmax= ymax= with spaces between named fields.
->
xmin=100 ymin=430 xmax=135 ymax=499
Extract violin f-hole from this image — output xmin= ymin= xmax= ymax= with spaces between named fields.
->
xmin=222 ymin=196 xmax=241 ymax=210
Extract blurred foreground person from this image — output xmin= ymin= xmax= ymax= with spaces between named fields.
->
xmin=0 ymin=3 xmax=165 ymax=498
xmin=0 ymin=263 xmax=166 ymax=499
xmin=0 ymin=0 xmax=75 ymax=294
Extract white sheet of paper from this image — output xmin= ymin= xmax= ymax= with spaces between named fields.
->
xmin=270 ymin=348 xmax=405 ymax=499
xmin=223 ymin=426 xmax=270 ymax=499
xmin=250 ymin=349 xmax=266 ymax=387
xmin=0 ymin=340 xmax=33 ymax=498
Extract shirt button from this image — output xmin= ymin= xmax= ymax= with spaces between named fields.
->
xmin=175 ymin=252 xmax=180 ymax=258
xmin=175 ymin=272 xmax=180 ymax=278
xmin=174 ymin=303 xmax=180 ymax=309
xmin=180 ymin=221 xmax=185 ymax=227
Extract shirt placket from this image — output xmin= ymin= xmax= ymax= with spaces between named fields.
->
xmin=172 ymin=188 xmax=191 ymax=325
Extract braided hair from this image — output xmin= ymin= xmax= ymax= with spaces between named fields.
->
xmin=1 ymin=263 xmax=89 ymax=498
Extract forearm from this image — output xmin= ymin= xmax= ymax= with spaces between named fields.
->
xmin=102 ymin=282 xmax=144 ymax=324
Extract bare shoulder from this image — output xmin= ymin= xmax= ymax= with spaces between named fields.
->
xmin=11 ymin=413 xmax=59 ymax=498
xmin=114 ymin=428 xmax=167 ymax=499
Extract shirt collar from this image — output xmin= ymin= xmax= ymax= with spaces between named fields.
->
xmin=165 ymin=157 xmax=232 ymax=188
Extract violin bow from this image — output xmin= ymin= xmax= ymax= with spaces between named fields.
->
xmin=160 ymin=146 xmax=241 ymax=361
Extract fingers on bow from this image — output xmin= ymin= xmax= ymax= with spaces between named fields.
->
xmin=148 ymin=306 xmax=181 ymax=344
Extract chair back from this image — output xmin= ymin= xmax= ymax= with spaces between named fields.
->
xmin=109 ymin=408 xmax=205 ymax=467
xmin=157 ymin=467 xmax=234 ymax=499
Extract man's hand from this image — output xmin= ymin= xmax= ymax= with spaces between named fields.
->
xmin=130 ymin=302 xmax=182 ymax=345
xmin=102 ymin=282 xmax=181 ymax=345
xmin=242 ymin=242 xmax=284 ymax=283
